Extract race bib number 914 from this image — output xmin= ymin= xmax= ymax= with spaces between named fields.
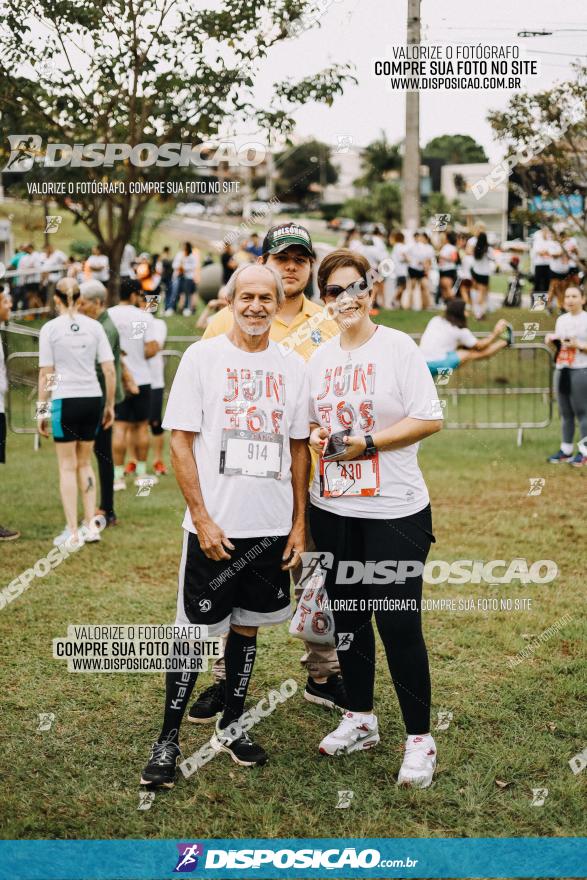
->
xmin=219 ymin=428 xmax=283 ymax=479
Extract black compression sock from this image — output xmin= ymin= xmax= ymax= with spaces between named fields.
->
xmin=159 ymin=668 xmax=199 ymax=744
xmin=219 ymin=629 xmax=257 ymax=730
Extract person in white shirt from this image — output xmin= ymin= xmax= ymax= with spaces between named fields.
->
xmin=165 ymin=242 xmax=201 ymax=317
xmin=0 ymin=287 xmax=20 ymax=541
xmin=120 ymin=242 xmax=137 ymax=280
xmin=437 ymin=231 xmax=460 ymax=303
xmin=84 ymin=245 xmax=110 ymax=283
xmin=140 ymin=262 xmax=309 ymax=789
xmin=531 ymin=228 xmax=552 ymax=297
xmin=108 ymin=279 xmax=159 ymax=490
xmin=419 ymin=299 xmax=512 ymax=376
xmin=41 ymin=244 xmax=67 ymax=284
xmin=405 ymin=231 xmax=434 ymax=310
xmin=146 ymin=311 xmax=168 ymax=476
xmin=38 ymin=279 xmax=115 ymax=547
xmin=546 ymin=287 xmax=587 ymax=467
xmin=547 ymin=237 xmax=570 ymax=313
xmin=466 ymin=231 xmax=494 ymax=320
xmin=18 ymin=244 xmax=44 ymax=310
xmin=308 ymin=248 xmax=443 ymax=788
xmin=390 ymin=231 xmax=409 ymax=308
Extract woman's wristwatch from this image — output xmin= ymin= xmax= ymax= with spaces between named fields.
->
xmin=363 ymin=434 xmax=377 ymax=457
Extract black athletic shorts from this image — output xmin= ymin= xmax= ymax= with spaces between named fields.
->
xmin=408 ymin=267 xmax=425 ymax=280
xmin=114 ymin=384 xmax=151 ymax=423
xmin=0 ymin=412 xmax=6 ymax=463
xmin=51 ymin=396 xmax=102 ymax=443
xmin=149 ymin=387 xmax=164 ymax=435
xmin=471 ymin=269 xmax=489 ymax=286
xmin=550 ymin=271 xmax=568 ymax=282
xmin=395 ymin=276 xmax=407 ymax=286
xmin=440 ymin=269 xmax=457 ymax=282
xmin=175 ymin=530 xmax=291 ymax=636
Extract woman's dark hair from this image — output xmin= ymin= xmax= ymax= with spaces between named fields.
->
xmin=183 ymin=242 xmax=192 ymax=255
xmin=445 ymin=297 xmax=467 ymax=329
xmin=317 ymin=248 xmax=372 ymax=297
xmin=392 ymin=230 xmax=405 ymax=243
xmin=474 ymin=232 xmax=488 ymax=261
xmin=446 ymin=231 xmax=457 ymax=246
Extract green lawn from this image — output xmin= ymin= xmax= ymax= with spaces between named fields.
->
xmin=1 ymin=302 xmax=585 ymax=842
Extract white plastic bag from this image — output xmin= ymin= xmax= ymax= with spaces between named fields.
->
xmin=289 ymin=568 xmax=336 ymax=646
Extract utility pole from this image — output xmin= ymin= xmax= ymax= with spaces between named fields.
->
xmin=402 ymin=0 xmax=421 ymax=232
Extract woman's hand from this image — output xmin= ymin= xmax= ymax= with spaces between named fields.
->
xmin=309 ymin=426 xmax=329 ymax=455
xmin=38 ymin=418 xmax=50 ymax=438
xmin=327 ymin=434 xmax=367 ymax=461
xmin=102 ymin=405 xmax=114 ymax=430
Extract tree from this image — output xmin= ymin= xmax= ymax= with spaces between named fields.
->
xmin=0 ymin=0 xmax=353 ymax=297
xmin=356 ymin=132 xmax=402 ymax=187
xmin=421 ymin=192 xmax=464 ymax=226
xmin=344 ymin=182 xmax=401 ymax=232
xmin=274 ymin=140 xmax=338 ymax=205
xmin=487 ymin=64 xmax=587 ymax=259
xmin=423 ymin=134 xmax=488 ymax=165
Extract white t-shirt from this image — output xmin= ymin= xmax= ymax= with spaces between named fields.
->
xmin=308 ymin=326 xmax=442 ymax=519
xmin=148 ymin=318 xmax=168 ymax=390
xmin=554 ymin=311 xmax=587 ymax=370
xmin=391 ymin=243 xmax=409 ymax=276
xmin=548 ymin=241 xmax=569 ymax=275
xmin=18 ymin=252 xmax=43 ymax=284
xmin=438 ymin=243 xmax=458 ymax=271
xmin=41 ymin=249 xmax=67 ymax=282
xmin=563 ymin=237 xmax=578 ymax=269
xmin=162 ymin=335 xmax=309 ymax=538
xmin=38 ymin=313 xmax=113 ymax=399
xmin=120 ymin=243 xmax=136 ymax=278
xmin=531 ymin=233 xmax=551 ymax=268
xmin=0 ymin=332 xmax=7 ymax=414
xmin=419 ymin=315 xmax=478 ymax=361
xmin=407 ymin=242 xmax=434 ymax=272
xmin=86 ymin=254 xmax=110 ymax=282
xmin=107 ymin=304 xmax=156 ymax=386
xmin=172 ymin=251 xmax=200 ymax=279
xmin=458 ymin=253 xmax=473 ymax=281
xmin=468 ymin=237 xmax=494 ymax=276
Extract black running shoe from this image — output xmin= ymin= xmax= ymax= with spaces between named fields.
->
xmin=304 ymin=674 xmax=347 ymax=711
xmin=0 ymin=525 xmax=20 ymax=541
xmin=140 ymin=739 xmax=181 ymax=788
xmin=212 ymin=720 xmax=268 ymax=766
xmin=187 ymin=682 xmax=225 ymax=723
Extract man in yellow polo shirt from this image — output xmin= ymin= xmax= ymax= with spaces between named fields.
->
xmin=187 ymin=222 xmax=346 ymax=722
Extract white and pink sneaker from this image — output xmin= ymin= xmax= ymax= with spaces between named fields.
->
xmin=319 ymin=711 xmax=380 ymax=756
xmin=397 ymin=734 xmax=437 ymax=788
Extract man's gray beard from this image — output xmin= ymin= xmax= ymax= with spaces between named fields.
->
xmin=233 ymin=310 xmax=271 ymax=336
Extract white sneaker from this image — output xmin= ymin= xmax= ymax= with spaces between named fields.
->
xmin=397 ymin=734 xmax=437 ymax=788
xmin=80 ymin=521 xmax=101 ymax=543
xmin=182 ymin=308 xmax=192 ymax=317
xmin=53 ymin=527 xmax=84 ymax=549
xmin=113 ymin=478 xmax=126 ymax=492
xmin=164 ymin=309 xmax=174 ymax=317
xmin=319 ymin=711 xmax=379 ymax=756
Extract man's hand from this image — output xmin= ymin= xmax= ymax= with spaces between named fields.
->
xmin=309 ymin=426 xmax=329 ymax=455
xmin=195 ymin=516 xmax=235 ymax=561
xmin=282 ymin=520 xmax=306 ymax=571
xmin=102 ymin=405 xmax=114 ymax=430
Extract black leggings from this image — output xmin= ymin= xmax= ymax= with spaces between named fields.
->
xmin=94 ymin=423 xmax=114 ymax=518
xmin=309 ymin=503 xmax=434 ymax=735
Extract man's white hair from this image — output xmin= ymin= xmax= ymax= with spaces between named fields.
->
xmin=224 ymin=262 xmax=285 ymax=306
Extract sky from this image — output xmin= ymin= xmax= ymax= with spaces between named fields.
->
xmin=245 ymin=0 xmax=587 ymax=161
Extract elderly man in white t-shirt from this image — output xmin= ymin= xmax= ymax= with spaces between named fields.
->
xmin=140 ymin=262 xmax=310 ymax=789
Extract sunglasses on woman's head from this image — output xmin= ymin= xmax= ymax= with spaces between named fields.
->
xmin=324 ymin=277 xmax=371 ymax=300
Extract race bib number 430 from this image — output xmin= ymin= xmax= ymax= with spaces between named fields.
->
xmin=219 ymin=429 xmax=283 ymax=479
xmin=320 ymin=455 xmax=380 ymax=497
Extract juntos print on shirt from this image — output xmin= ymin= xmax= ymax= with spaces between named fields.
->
xmin=223 ymin=367 xmax=285 ymax=433
xmin=316 ymin=361 xmax=376 ymax=432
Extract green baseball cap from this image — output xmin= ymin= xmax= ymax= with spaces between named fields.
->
xmin=262 ymin=222 xmax=314 ymax=257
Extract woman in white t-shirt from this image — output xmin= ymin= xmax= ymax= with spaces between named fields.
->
xmin=405 ymin=231 xmax=434 ymax=310
xmin=419 ymin=299 xmax=512 ymax=376
xmin=84 ymin=245 xmax=110 ymax=283
xmin=546 ymin=286 xmax=587 ymax=467
xmin=546 ymin=237 xmax=570 ymax=313
xmin=437 ymin=231 xmax=460 ymax=303
xmin=390 ymin=231 xmax=409 ymax=308
xmin=466 ymin=232 xmax=494 ymax=320
xmin=38 ymin=279 xmax=115 ymax=546
xmin=307 ymin=248 xmax=443 ymax=788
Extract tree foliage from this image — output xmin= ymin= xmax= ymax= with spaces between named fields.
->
xmin=0 ymin=0 xmax=353 ymax=293
xmin=423 ymin=134 xmax=488 ymax=165
xmin=343 ymin=182 xmax=401 ymax=232
xmin=356 ymin=132 xmax=402 ymax=187
xmin=274 ymin=140 xmax=338 ymax=204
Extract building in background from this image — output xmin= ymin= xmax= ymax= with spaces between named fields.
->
xmin=441 ymin=162 xmax=508 ymax=240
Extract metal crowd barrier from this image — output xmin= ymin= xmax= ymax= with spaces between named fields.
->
xmin=2 ymin=323 xmax=553 ymax=447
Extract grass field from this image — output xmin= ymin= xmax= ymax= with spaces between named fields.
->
xmin=0 ymin=307 xmax=585 ymax=846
